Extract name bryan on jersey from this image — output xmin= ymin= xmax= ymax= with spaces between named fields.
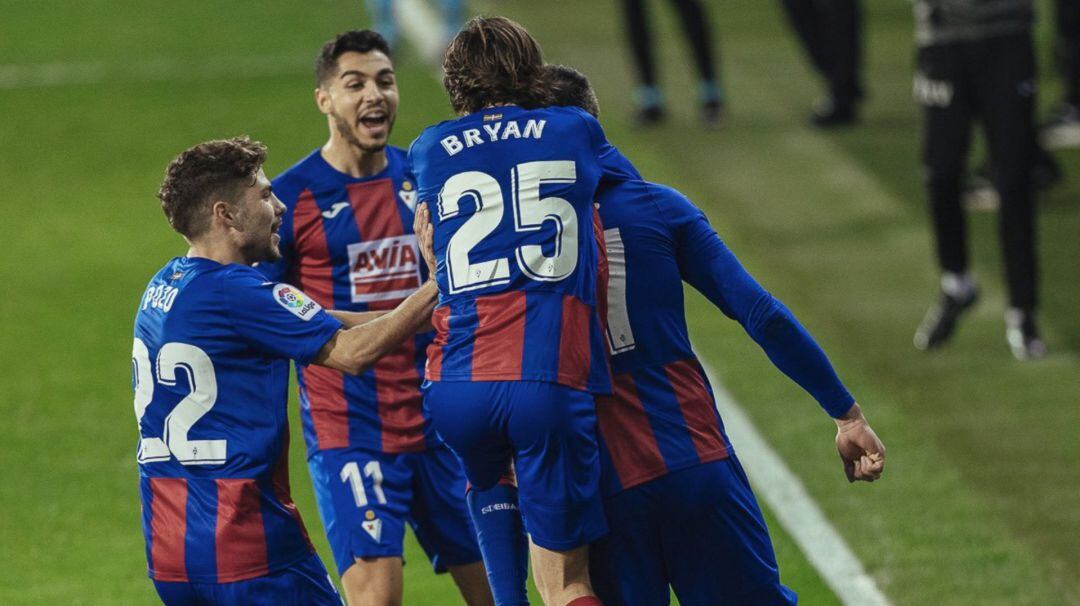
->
xmin=440 ymin=119 xmax=546 ymax=157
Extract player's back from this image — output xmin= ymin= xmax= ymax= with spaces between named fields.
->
xmin=410 ymin=105 xmax=613 ymax=392
xmin=133 ymin=257 xmax=318 ymax=583
xmin=594 ymin=180 xmax=733 ymax=496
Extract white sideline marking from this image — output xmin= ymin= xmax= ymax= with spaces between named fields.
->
xmin=396 ymin=5 xmax=891 ymax=604
xmin=702 ymin=361 xmax=892 ymax=606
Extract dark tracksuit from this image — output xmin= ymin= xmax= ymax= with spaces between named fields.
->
xmin=1056 ymin=0 xmax=1080 ymax=107
xmin=620 ymin=0 xmax=719 ymax=95
xmin=914 ymin=0 xmax=1038 ymax=310
xmin=779 ymin=0 xmax=863 ymax=107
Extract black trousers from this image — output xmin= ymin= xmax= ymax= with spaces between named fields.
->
xmin=1057 ymin=0 xmax=1080 ymax=106
xmin=621 ymin=0 xmax=718 ymax=89
xmin=778 ymin=0 xmax=863 ymax=104
xmin=915 ymin=34 xmax=1038 ymax=310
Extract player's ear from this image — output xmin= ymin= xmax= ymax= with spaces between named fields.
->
xmin=210 ymin=199 xmax=239 ymax=230
xmin=315 ymin=85 xmax=333 ymax=115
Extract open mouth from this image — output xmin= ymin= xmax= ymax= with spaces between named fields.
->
xmin=359 ymin=111 xmax=389 ymax=130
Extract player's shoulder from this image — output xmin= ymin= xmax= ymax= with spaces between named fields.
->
xmin=271 ymin=149 xmax=330 ymax=204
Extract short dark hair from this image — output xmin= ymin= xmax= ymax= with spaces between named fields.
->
xmin=443 ymin=16 xmax=551 ymax=114
xmin=543 ymin=64 xmax=600 ymax=118
xmin=315 ymin=29 xmax=392 ymax=86
xmin=156 ymin=137 xmax=267 ymax=239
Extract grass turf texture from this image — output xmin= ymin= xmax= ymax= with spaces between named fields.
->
xmin=1 ymin=0 xmax=1077 ymax=604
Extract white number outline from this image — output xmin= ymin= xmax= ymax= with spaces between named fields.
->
xmin=602 ymin=227 xmax=636 ymax=354
xmin=132 ymin=338 xmax=227 ymax=466
xmin=437 ymin=161 xmax=580 ymax=293
xmin=340 ymin=460 xmax=388 ymax=508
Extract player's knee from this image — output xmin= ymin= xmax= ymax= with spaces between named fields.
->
xmin=341 ymin=557 xmax=403 ymax=606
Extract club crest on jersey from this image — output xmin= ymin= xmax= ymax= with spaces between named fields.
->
xmin=347 ymin=235 xmax=422 ymax=303
xmin=274 ymin=284 xmax=320 ymax=320
xmin=361 ymin=510 xmax=383 ymax=542
xmin=399 ymin=181 xmax=417 ymax=211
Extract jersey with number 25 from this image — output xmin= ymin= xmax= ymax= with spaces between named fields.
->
xmin=408 ymin=105 xmax=636 ymax=393
xmin=132 ymin=257 xmax=342 ymax=584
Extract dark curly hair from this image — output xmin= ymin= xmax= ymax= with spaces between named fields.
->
xmin=156 ymin=136 xmax=267 ymax=239
xmin=315 ymin=29 xmax=392 ymax=87
xmin=543 ymin=64 xmax=600 ymax=118
xmin=443 ymin=16 xmax=552 ymax=115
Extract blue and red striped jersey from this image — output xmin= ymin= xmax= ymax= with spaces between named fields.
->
xmin=133 ymin=257 xmax=342 ymax=582
xmin=595 ymin=180 xmax=854 ymax=496
xmin=258 ymin=147 xmax=436 ymax=455
xmin=408 ymin=105 xmax=638 ymax=393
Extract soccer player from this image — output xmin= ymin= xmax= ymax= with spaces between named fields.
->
xmin=256 ymin=31 xmax=491 ymax=606
xmin=134 ymin=136 xmax=440 ymax=604
xmin=407 ymin=17 xmax=638 ymax=606
xmin=444 ymin=64 xmax=887 ymax=605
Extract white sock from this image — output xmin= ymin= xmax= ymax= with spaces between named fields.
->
xmin=940 ymin=272 xmax=976 ymax=299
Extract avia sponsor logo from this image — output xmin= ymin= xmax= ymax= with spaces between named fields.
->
xmin=274 ymin=284 xmax=321 ymax=320
xmin=347 ymin=235 xmax=423 ymax=303
xmin=480 ymin=502 xmax=519 ymax=515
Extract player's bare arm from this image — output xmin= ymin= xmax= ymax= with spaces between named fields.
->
xmin=314 ymin=279 xmax=437 ymax=375
xmin=834 ymin=402 xmax=886 ymax=483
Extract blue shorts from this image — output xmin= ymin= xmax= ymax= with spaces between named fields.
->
xmin=308 ymin=444 xmax=481 ymax=577
xmin=590 ymin=456 xmax=798 ymax=606
xmin=153 ymin=552 xmax=341 ymax=605
xmin=425 ymin=380 xmax=606 ymax=551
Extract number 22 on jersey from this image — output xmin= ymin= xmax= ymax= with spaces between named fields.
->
xmin=438 ymin=160 xmax=580 ymax=294
xmin=132 ymin=338 xmax=226 ymax=466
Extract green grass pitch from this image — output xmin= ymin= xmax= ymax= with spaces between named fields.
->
xmin=1 ymin=1 xmax=1078 ymax=604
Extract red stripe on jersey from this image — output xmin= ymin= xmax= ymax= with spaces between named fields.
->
xmin=557 ymin=295 xmax=592 ymax=390
xmin=303 ymin=365 xmax=350 ymax=450
xmin=664 ymin=359 xmax=729 ymax=461
xmin=354 ymin=275 xmax=423 ymax=298
xmin=347 ymin=179 xmax=404 ymax=238
xmin=292 ymin=189 xmax=335 ymax=308
xmin=596 ymin=374 xmax=667 ymax=489
xmin=271 ymin=429 xmax=314 ymax=551
xmin=368 ymin=297 xmax=426 ymax=453
xmin=472 ymin=292 xmax=526 ymax=380
xmin=149 ymin=477 xmax=189 ymax=582
xmin=214 ymin=479 xmax=269 ymax=583
xmin=426 ymin=306 xmax=450 ymax=380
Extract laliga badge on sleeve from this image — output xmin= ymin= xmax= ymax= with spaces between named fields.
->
xmin=273 ymin=284 xmax=321 ymax=321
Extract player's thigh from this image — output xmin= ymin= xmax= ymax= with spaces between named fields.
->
xmin=589 ymin=485 xmax=669 ymax=606
xmin=308 ymin=448 xmax=415 ymax=578
xmin=507 ymin=381 xmax=606 ymax=551
xmin=425 ymin=380 xmax=513 ymax=490
xmin=406 ymin=445 xmax=483 ymax=572
xmin=977 ymin=36 xmax=1037 ymax=180
xmin=661 ymin=458 xmax=795 ymax=606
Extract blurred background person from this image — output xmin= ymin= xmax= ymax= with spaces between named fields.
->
xmin=1041 ymin=0 xmax=1080 ymax=148
xmin=778 ymin=0 xmax=864 ymax=127
xmin=619 ymin=0 xmax=726 ymax=125
xmin=911 ymin=0 xmax=1047 ymax=360
xmin=365 ymin=0 xmax=464 ymax=52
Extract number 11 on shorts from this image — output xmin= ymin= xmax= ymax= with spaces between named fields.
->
xmin=340 ymin=460 xmax=388 ymax=508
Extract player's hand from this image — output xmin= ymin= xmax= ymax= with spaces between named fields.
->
xmin=834 ymin=403 xmax=886 ymax=483
xmin=413 ymin=202 xmax=437 ymax=278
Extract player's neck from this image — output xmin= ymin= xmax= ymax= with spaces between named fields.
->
xmin=321 ymin=139 xmax=387 ymax=178
xmin=186 ymin=239 xmax=250 ymax=267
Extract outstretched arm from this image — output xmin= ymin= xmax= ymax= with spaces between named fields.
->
xmin=671 ymin=195 xmax=885 ymax=481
